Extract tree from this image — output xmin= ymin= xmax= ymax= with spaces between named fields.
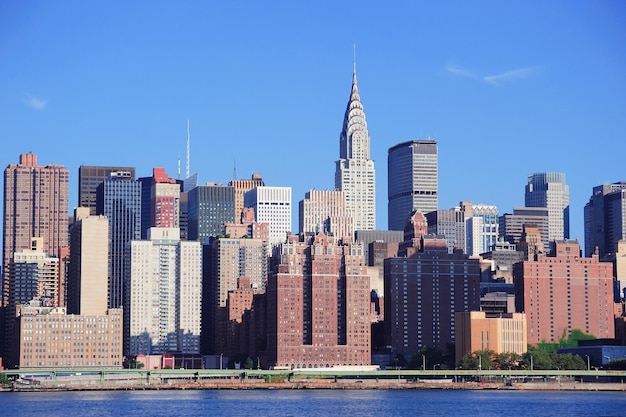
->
xmin=554 ymin=353 xmax=586 ymax=370
xmin=244 ymin=357 xmax=254 ymax=369
xmin=494 ymin=352 xmax=522 ymax=370
xmin=523 ymin=345 xmax=586 ymax=370
xmin=391 ymin=353 xmax=407 ymax=369
xmin=460 ymin=350 xmax=495 ymax=370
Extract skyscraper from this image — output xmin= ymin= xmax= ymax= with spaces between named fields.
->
xmin=525 ymin=172 xmax=570 ymax=242
xmin=3 ymin=153 xmax=69 ymax=307
xmin=126 ymin=228 xmax=202 ymax=356
xmin=385 ymin=233 xmax=481 ymax=356
xmin=228 ymin=173 xmax=265 ymax=224
xmin=139 ymin=168 xmax=181 ymax=239
xmin=299 ymin=189 xmax=353 ymax=240
xmin=67 ymin=208 xmax=109 ymax=316
xmin=425 ymin=207 xmax=466 ymax=254
xmin=188 ymin=183 xmax=236 ymax=241
xmin=203 ymin=235 xmax=268 ymax=355
xmin=335 ymin=64 xmax=376 ymax=231
xmin=266 ymin=233 xmax=371 ymax=369
xmin=244 ymin=186 xmax=292 ymax=248
xmin=388 ymin=139 xmax=438 ymax=231
xmin=584 ymin=182 xmax=626 ymax=258
xmin=514 ymin=240 xmax=614 ymax=345
xmin=96 ymin=171 xmax=141 ymax=309
xmin=78 ymin=165 xmax=136 ymax=215
xmin=464 ymin=203 xmax=499 ymax=256
xmin=498 ymin=207 xmax=550 ymax=252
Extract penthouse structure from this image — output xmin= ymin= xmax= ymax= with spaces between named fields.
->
xmin=267 ymin=233 xmax=371 ymax=369
xmin=514 ymin=240 xmax=614 ymax=345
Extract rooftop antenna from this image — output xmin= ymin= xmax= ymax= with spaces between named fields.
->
xmin=186 ymin=119 xmax=190 ymax=179
xmin=177 ymin=152 xmax=181 ymax=179
xmin=233 ymin=159 xmax=237 ymax=180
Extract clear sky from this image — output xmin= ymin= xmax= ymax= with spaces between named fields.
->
xmin=1 ymin=1 xmax=625 ymax=242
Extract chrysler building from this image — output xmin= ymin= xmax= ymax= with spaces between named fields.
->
xmin=335 ymin=62 xmax=376 ymax=231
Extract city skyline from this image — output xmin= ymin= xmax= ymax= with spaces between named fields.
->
xmin=1 ymin=1 xmax=625 ymax=242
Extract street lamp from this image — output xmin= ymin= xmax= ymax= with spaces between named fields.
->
xmin=220 ymin=353 xmax=223 ymax=370
xmin=585 ymin=355 xmax=590 ymax=371
xmin=433 ymin=364 xmax=441 ymax=370
xmin=604 ymin=355 xmax=611 ymax=366
xmin=422 ymin=355 xmax=426 ymax=371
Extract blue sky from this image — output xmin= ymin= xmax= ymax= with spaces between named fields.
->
xmin=1 ymin=1 xmax=625 ymax=241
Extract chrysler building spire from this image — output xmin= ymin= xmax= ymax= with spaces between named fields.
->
xmin=335 ymin=53 xmax=376 ymax=231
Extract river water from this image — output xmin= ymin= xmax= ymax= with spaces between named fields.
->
xmin=1 ymin=389 xmax=625 ymax=416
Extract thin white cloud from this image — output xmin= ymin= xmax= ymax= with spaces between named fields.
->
xmin=483 ymin=66 xmax=541 ymax=86
xmin=445 ymin=63 xmax=542 ymax=86
xmin=444 ymin=64 xmax=477 ymax=79
xmin=24 ymin=93 xmax=47 ymax=110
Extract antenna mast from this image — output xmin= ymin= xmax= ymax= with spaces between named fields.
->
xmin=186 ymin=120 xmax=190 ymax=179
xmin=233 ymin=159 xmax=237 ymax=180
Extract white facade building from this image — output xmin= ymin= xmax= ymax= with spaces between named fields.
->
xmin=299 ymin=189 xmax=353 ymax=240
xmin=126 ymin=227 xmax=202 ymax=356
xmin=244 ymin=186 xmax=292 ymax=248
xmin=466 ymin=204 xmax=499 ymax=256
xmin=335 ymin=65 xmax=376 ymax=231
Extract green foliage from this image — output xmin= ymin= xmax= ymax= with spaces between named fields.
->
xmin=607 ymin=358 xmax=626 ymax=370
xmin=0 ymin=373 xmax=9 ymax=385
xmin=522 ymin=346 xmax=586 ymax=370
xmin=494 ymin=352 xmax=522 ymax=370
xmin=537 ymin=329 xmax=596 ymax=352
xmin=567 ymin=329 xmax=596 ymax=344
xmin=391 ymin=353 xmax=407 ymax=369
xmin=460 ymin=350 xmax=495 ymax=370
xmin=406 ymin=345 xmax=453 ymax=370
xmin=244 ymin=357 xmax=255 ymax=369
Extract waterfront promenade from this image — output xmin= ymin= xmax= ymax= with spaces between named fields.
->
xmin=2 ymin=368 xmax=626 ymax=392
